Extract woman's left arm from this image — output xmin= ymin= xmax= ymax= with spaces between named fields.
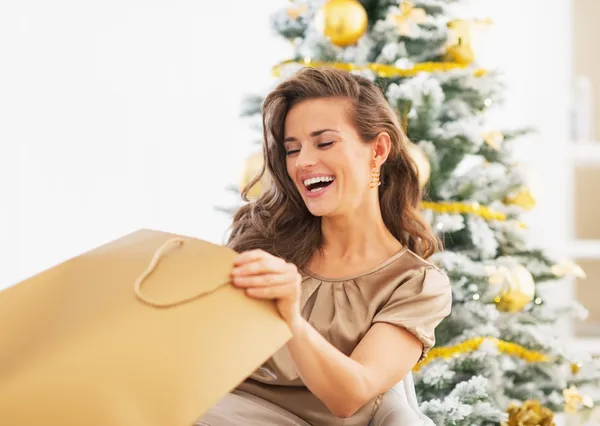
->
xmin=231 ymin=249 xmax=449 ymax=418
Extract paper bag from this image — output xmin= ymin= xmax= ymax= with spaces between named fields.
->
xmin=0 ymin=228 xmax=291 ymax=426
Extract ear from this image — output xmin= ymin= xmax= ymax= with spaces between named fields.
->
xmin=372 ymin=132 xmax=392 ymax=167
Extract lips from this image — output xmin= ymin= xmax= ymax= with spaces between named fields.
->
xmin=299 ymin=174 xmax=336 ymax=198
xmin=303 ymin=175 xmax=335 ymax=191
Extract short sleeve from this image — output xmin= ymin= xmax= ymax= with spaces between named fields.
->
xmin=372 ymin=267 xmax=452 ymax=361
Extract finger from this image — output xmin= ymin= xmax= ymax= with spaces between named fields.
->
xmin=232 ymin=272 xmax=295 ymax=288
xmin=232 ymin=257 xmax=286 ymax=277
xmin=245 ymin=283 xmax=296 ymax=299
xmin=233 ymin=249 xmax=270 ymax=266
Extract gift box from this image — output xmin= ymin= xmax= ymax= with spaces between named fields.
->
xmin=0 ymin=229 xmax=291 ymax=426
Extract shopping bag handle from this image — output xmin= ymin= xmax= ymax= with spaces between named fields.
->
xmin=134 ymin=237 xmax=220 ymax=308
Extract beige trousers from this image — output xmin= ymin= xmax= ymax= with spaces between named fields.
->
xmin=196 ymin=390 xmax=311 ymax=426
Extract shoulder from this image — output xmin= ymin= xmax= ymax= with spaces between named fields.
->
xmin=372 ymin=249 xmax=452 ymax=324
xmin=399 ymin=248 xmax=446 ymax=275
xmin=370 ymin=247 xmax=449 ymax=290
xmin=405 ymin=249 xmax=449 ymax=288
xmin=354 ymin=248 xmax=450 ymax=314
xmin=371 ymin=251 xmax=452 ymax=361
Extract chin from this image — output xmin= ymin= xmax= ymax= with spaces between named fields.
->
xmin=302 ymin=193 xmax=342 ymax=217
xmin=305 ymin=203 xmax=337 ymax=217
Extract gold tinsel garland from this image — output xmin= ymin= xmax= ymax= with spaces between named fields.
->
xmin=272 ymin=58 xmax=487 ymax=79
xmin=413 ymin=337 xmax=549 ymax=372
xmin=421 ymin=200 xmax=506 ymax=221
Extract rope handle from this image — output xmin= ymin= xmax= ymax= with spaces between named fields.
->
xmin=133 ymin=237 xmax=212 ymax=308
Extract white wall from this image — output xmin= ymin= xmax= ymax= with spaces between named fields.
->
xmin=0 ymin=0 xmax=572 ymax=291
xmin=460 ymin=0 xmax=572 ymax=251
xmin=0 ymin=0 xmax=291 ymax=288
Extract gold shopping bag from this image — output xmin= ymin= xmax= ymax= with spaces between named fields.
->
xmin=0 ymin=229 xmax=291 ymax=426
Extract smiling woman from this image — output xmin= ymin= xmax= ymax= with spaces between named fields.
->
xmin=196 ymin=67 xmax=452 ymax=426
xmin=231 ymin=67 xmax=439 ymax=268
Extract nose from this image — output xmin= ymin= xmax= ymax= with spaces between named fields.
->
xmin=295 ymin=146 xmax=318 ymax=169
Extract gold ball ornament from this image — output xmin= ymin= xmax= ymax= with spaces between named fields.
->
xmin=503 ymin=400 xmax=555 ymax=426
xmin=406 ymin=142 xmax=431 ymax=188
xmin=240 ymin=151 xmax=271 ymax=200
xmin=488 ymin=265 xmax=536 ymax=312
xmin=315 ymin=0 xmax=368 ymax=47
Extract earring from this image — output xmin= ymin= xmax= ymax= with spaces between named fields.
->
xmin=369 ymin=156 xmax=381 ymax=188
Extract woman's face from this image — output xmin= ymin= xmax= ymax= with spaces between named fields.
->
xmin=283 ymin=97 xmax=375 ymax=217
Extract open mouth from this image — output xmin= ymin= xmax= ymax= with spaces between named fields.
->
xmin=303 ymin=176 xmax=335 ymax=193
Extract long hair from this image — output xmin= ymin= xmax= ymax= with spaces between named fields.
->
xmin=228 ymin=67 xmax=440 ymax=268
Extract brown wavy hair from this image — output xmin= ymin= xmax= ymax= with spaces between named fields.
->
xmin=228 ymin=67 xmax=440 ymax=268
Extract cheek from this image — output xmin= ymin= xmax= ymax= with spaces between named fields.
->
xmin=337 ymin=156 xmax=370 ymax=190
xmin=351 ymin=169 xmax=369 ymax=191
xmin=285 ymin=158 xmax=296 ymax=182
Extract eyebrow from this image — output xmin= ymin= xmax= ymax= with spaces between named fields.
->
xmin=284 ymin=129 xmax=339 ymax=143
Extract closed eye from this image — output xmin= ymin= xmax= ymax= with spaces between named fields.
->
xmin=286 ymin=141 xmax=334 ymax=156
xmin=318 ymin=141 xmax=334 ymax=149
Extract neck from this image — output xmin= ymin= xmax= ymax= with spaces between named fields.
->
xmin=319 ymin=196 xmax=402 ymax=260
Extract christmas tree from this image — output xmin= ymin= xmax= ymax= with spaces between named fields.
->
xmin=231 ymin=0 xmax=600 ymax=424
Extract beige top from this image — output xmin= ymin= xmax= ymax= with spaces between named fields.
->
xmin=237 ymin=247 xmax=452 ymax=426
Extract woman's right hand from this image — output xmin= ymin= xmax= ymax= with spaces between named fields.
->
xmin=231 ymin=249 xmax=303 ymax=328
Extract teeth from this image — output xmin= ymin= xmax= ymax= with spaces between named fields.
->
xmin=303 ymin=176 xmax=334 ymax=187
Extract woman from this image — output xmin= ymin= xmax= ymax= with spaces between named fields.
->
xmin=197 ymin=67 xmax=452 ymax=426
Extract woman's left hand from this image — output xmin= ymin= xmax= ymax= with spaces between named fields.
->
xmin=231 ymin=249 xmax=302 ymax=328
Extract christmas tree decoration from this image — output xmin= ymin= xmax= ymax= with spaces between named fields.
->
xmin=445 ymin=19 xmax=475 ymax=65
xmin=503 ymin=400 xmax=555 ymax=426
xmin=272 ymin=58 xmax=486 ymax=79
xmin=389 ymin=1 xmax=427 ymax=36
xmin=414 ymin=336 xmax=549 ymax=372
xmin=504 ymin=187 xmax=537 ymax=211
xmin=287 ymin=3 xmax=308 ymax=20
xmin=483 ymin=130 xmax=504 ymax=150
xmin=314 ymin=0 xmax=368 ymax=47
xmin=406 ymin=142 xmax=430 ymax=188
xmin=552 ymin=260 xmax=587 ymax=279
xmin=239 ymin=151 xmax=270 ymax=200
xmin=488 ymin=265 xmax=536 ymax=312
xmin=421 ymin=200 xmax=509 ymax=222
xmin=563 ymin=386 xmax=594 ymax=414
